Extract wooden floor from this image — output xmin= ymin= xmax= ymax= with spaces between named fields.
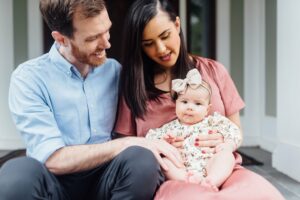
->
xmin=1 ymin=147 xmax=300 ymax=199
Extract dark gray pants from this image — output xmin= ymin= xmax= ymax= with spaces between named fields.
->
xmin=0 ymin=146 xmax=164 ymax=200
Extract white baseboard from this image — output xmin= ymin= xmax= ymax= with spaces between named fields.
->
xmin=242 ymin=135 xmax=259 ymax=147
xmin=259 ymin=137 xmax=277 ymax=152
xmin=0 ymin=137 xmax=25 ymax=150
xmin=273 ymin=142 xmax=300 ymax=182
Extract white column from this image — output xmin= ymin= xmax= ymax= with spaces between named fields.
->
xmin=0 ymin=1 xmax=25 ymax=149
xmin=273 ymin=0 xmax=300 ymax=182
xmin=242 ymin=0 xmax=265 ymax=146
xmin=216 ymin=0 xmax=230 ymax=70
xmin=27 ymin=0 xmax=43 ymax=59
xmin=179 ymin=0 xmax=187 ymax=42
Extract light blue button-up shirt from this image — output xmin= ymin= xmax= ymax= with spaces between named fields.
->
xmin=9 ymin=43 xmax=121 ymax=163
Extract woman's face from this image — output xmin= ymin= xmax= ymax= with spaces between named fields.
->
xmin=141 ymin=11 xmax=181 ymax=69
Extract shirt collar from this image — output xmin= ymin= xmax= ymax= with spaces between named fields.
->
xmin=49 ymin=42 xmax=73 ymax=77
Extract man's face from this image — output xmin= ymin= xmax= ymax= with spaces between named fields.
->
xmin=69 ymin=8 xmax=112 ymax=67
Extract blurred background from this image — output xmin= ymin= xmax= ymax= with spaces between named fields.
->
xmin=0 ymin=0 xmax=299 ymax=189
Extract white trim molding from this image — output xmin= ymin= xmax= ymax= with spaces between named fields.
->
xmin=273 ymin=143 xmax=300 ymax=182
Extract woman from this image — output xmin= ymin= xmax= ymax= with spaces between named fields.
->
xmin=114 ymin=0 xmax=284 ymax=199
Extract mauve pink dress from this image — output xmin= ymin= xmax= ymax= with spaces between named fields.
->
xmin=114 ymin=56 xmax=284 ymax=200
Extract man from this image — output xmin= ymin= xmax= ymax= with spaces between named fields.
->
xmin=0 ymin=0 xmax=182 ymax=199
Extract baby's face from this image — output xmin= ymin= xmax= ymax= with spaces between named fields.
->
xmin=175 ymin=87 xmax=210 ymax=125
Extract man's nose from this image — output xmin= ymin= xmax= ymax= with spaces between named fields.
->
xmin=98 ymin=33 xmax=111 ymax=49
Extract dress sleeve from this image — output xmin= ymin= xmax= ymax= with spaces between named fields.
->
xmin=210 ymin=61 xmax=245 ymax=116
xmin=114 ymin=96 xmax=136 ymax=136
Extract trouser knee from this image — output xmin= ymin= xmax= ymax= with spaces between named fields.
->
xmin=119 ymin=146 xmax=164 ymax=198
xmin=0 ymin=157 xmax=48 ymax=199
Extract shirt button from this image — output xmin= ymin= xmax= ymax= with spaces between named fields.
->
xmin=93 ymin=129 xmax=97 ymax=133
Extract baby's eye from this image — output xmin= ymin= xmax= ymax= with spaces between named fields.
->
xmin=195 ymin=103 xmax=202 ymax=106
xmin=181 ymin=100 xmax=188 ymax=104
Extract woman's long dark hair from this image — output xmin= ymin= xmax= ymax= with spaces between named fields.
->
xmin=120 ymin=0 xmax=194 ymax=118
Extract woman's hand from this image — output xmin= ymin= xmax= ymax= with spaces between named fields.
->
xmin=194 ymin=131 xmax=224 ymax=153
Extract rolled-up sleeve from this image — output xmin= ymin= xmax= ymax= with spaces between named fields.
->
xmin=9 ymin=70 xmax=65 ymax=163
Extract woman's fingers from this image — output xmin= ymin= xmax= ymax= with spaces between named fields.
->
xmin=197 ymin=132 xmax=223 ymax=140
xmin=196 ymin=133 xmax=224 ymax=147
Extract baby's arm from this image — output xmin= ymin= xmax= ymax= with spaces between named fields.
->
xmin=145 ymin=129 xmax=163 ymax=140
xmin=211 ymin=112 xmax=242 ymax=150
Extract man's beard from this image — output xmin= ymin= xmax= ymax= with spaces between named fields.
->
xmin=71 ymin=42 xmax=106 ymax=67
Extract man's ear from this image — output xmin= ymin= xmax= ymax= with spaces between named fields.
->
xmin=51 ymin=31 xmax=69 ymax=47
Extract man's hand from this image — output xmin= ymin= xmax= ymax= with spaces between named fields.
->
xmin=123 ymin=137 xmax=184 ymax=171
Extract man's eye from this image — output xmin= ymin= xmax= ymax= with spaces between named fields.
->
xmin=86 ymin=36 xmax=97 ymax=42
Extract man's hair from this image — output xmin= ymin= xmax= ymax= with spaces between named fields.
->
xmin=40 ymin=0 xmax=106 ymax=38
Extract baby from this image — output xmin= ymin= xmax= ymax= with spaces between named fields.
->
xmin=146 ymin=69 xmax=242 ymax=191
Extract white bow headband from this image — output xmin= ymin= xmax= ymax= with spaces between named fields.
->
xmin=172 ymin=68 xmax=211 ymax=95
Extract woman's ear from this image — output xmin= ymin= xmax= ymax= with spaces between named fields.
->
xmin=51 ymin=31 xmax=69 ymax=47
xmin=175 ymin=16 xmax=181 ymax=33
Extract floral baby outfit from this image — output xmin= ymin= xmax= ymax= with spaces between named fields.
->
xmin=146 ymin=112 xmax=241 ymax=177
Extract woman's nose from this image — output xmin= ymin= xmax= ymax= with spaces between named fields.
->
xmin=156 ymin=40 xmax=166 ymax=54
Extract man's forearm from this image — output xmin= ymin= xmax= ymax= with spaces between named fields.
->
xmin=45 ymin=138 xmax=129 ymax=175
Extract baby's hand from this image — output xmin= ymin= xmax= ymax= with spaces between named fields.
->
xmin=163 ymin=132 xmax=184 ymax=149
xmin=163 ymin=132 xmax=175 ymax=143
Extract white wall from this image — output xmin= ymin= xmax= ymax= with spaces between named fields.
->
xmin=27 ymin=0 xmax=43 ymax=59
xmin=240 ymin=0 xmax=265 ymax=147
xmin=0 ymin=0 xmax=42 ymax=150
xmin=0 ymin=1 xmax=24 ymax=149
xmin=179 ymin=0 xmax=187 ymax=43
xmin=273 ymin=0 xmax=300 ymax=182
xmin=216 ymin=0 xmax=230 ymax=71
